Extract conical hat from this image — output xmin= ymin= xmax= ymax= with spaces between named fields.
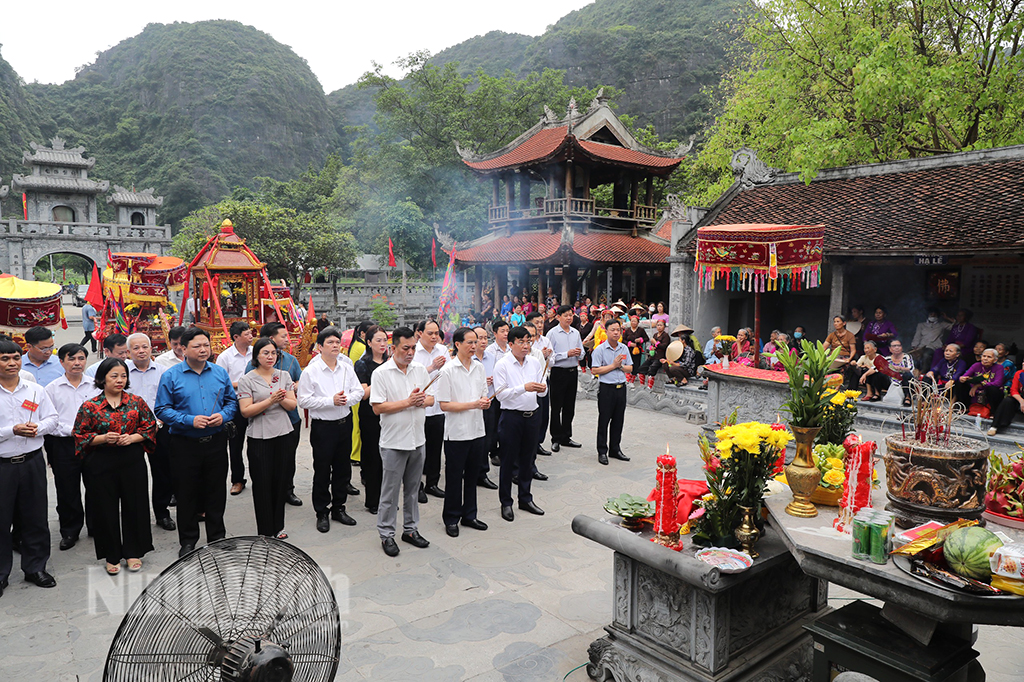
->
xmin=666 ymin=339 xmax=686 ymax=363
xmin=671 ymin=323 xmax=694 ymax=336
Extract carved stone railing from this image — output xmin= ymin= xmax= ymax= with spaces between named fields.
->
xmin=2 ymin=219 xmax=171 ymax=241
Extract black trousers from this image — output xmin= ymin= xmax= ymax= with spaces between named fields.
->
xmin=247 ymin=434 xmax=292 ymax=536
xmin=498 ymin=410 xmax=540 ymax=507
xmin=955 ymin=382 xmax=1005 ymax=411
xmin=44 ymin=435 xmax=90 ymax=540
xmin=483 ymin=399 xmax=501 ymax=471
xmin=359 ymin=404 xmax=382 ymax=511
xmin=84 ymin=444 xmax=153 ymax=563
xmin=597 ymin=383 xmax=627 ymax=455
xmin=150 ymin=425 xmax=174 ymax=521
xmin=81 ymin=331 xmax=97 ymax=353
xmin=423 ymin=414 xmax=445 ymax=488
xmin=0 ymin=450 xmax=49 ymax=582
xmin=286 ymin=421 xmax=300 ymax=495
xmin=442 ymin=437 xmax=484 ymax=525
xmin=310 ymin=417 xmax=353 ymax=515
xmin=170 ymin=432 xmax=228 ymax=548
xmin=549 ymin=367 xmax=578 ymax=444
xmin=228 ymin=414 xmax=248 ymax=484
xmin=993 ymin=396 xmax=1024 ymax=430
xmin=537 ymin=394 xmax=550 ymax=447
xmin=637 ymin=355 xmax=662 ymax=377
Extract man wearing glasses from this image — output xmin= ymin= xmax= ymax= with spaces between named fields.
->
xmin=20 ymin=327 xmax=62 ymax=387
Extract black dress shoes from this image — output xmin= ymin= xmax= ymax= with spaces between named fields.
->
xmin=347 ymin=484 xmax=360 ymax=496
xmin=518 ymin=500 xmax=545 ymax=516
xmin=533 ymin=471 xmax=548 ymax=481
xmin=25 ymin=571 xmax=56 ymax=588
xmin=331 ymin=509 xmax=357 ymax=526
xmin=316 ymin=514 xmax=330 ymax=533
xmin=477 ymin=476 xmax=498 ymax=490
xmin=425 ymin=484 xmax=445 ymax=498
xmin=156 ymin=517 xmax=176 ymax=531
xmin=501 ymin=506 xmax=514 ymax=522
xmin=461 ymin=518 xmax=488 ymax=531
xmin=0 ymin=577 xmax=7 ymax=598
xmin=550 ymin=442 xmax=560 ymax=453
xmin=365 ymin=505 xmax=379 ymax=515
xmin=610 ymin=450 xmax=631 ymax=462
xmin=382 ymin=537 xmax=400 ymax=557
xmin=286 ymin=493 xmax=303 ymax=506
xmin=598 ymin=452 xmax=609 ymax=465
xmin=418 ymin=483 xmax=428 ymax=504
xmin=59 ymin=535 xmax=77 ymax=551
xmin=178 ymin=544 xmax=196 ymax=558
xmin=490 ymin=454 xmax=501 ymax=467
xmin=401 ymin=531 xmax=430 ymax=548
xmin=168 ymin=495 xmax=177 ymax=507
xmin=537 ymin=445 xmax=551 ymax=456
xmin=445 ymin=524 xmax=460 ymax=538
xmin=563 ymin=439 xmax=582 ymax=448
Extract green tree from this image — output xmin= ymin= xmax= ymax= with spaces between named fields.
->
xmin=686 ymin=0 xmax=1024 ymax=205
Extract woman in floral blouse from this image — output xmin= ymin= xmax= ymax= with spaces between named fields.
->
xmin=73 ymin=358 xmax=157 ymax=575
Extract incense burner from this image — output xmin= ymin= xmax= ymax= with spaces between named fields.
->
xmin=883 ymin=434 xmax=989 ymax=528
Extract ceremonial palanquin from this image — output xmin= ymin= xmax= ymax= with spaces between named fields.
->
xmin=0 ymin=274 xmax=64 ymax=340
xmin=98 ymin=252 xmax=187 ymax=351
xmin=181 ymin=219 xmax=315 ymax=364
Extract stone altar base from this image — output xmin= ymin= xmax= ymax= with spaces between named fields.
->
xmin=573 ymin=516 xmax=828 ymax=682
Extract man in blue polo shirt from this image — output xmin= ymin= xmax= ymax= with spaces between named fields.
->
xmin=21 ymin=327 xmax=62 ymax=386
xmin=591 ymin=318 xmax=632 ymax=466
xmin=155 ymin=328 xmax=237 ymax=558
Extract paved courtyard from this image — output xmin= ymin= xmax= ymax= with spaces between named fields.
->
xmin=1 ymin=315 xmax=1023 ymax=680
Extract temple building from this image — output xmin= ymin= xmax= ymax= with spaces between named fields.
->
xmin=446 ymin=95 xmax=690 ymax=311
xmin=12 ymin=137 xmax=110 ymax=223
xmin=108 ymin=185 xmax=164 ymax=226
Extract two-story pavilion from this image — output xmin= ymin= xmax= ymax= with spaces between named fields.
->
xmin=448 ymin=96 xmax=688 ymax=311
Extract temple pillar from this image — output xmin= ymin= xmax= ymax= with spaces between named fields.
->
xmin=612 ymin=265 xmax=624 ymax=302
xmin=589 ymin=269 xmax=599 ymax=303
xmin=505 ymin=174 xmax=515 ymax=210
xmin=564 ymin=164 xmax=574 ymax=202
xmin=492 ymin=178 xmax=500 ymax=207
xmin=829 ymin=262 xmax=848 ymax=323
xmin=583 ymin=167 xmax=591 ymax=201
xmin=645 ymin=176 xmax=654 ymax=205
xmin=521 ymin=265 xmax=530 ymax=300
xmin=638 ymin=266 xmax=648 ymax=302
xmin=538 ymin=267 xmax=547 ymax=305
xmin=561 ymin=265 xmax=573 ymax=305
xmin=630 ymin=177 xmax=640 ymax=213
xmin=519 ymin=175 xmax=530 ymax=211
xmin=474 ymin=265 xmax=483 ymax=313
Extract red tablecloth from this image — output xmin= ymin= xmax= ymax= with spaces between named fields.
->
xmin=704 ymin=364 xmax=790 ymax=383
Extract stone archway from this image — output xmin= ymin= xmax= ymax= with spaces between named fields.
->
xmin=30 ymin=249 xmax=97 ymax=286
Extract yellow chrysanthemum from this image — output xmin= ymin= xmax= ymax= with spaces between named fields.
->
xmin=826 ymin=457 xmax=845 ymax=471
xmin=823 ymin=470 xmax=845 ymax=486
xmin=830 ymin=392 xmax=847 ymax=406
xmin=844 ymin=390 xmax=862 ymax=400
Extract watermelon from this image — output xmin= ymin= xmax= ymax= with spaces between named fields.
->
xmin=943 ymin=527 xmax=1004 ymax=581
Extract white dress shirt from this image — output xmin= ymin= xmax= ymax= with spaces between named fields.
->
xmin=483 ymin=341 xmax=511 ymax=398
xmin=296 ymin=354 xmax=365 ymax=420
xmin=45 ymin=374 xmax=101 ymax=437
xmin=0 ymin=379 xmax=59 ymax=457
xmin=127 ymin=360 xmax=165 ymax=412
xmin=494 ymin=353 xmax=548 ymax=412
xmin=19 ymin=370 xmax=36 ymax=384
xmin=215 ymin=343 xmax=253 ymax=385
xmin=546 ymin=325 xmax=583 ymax=368
xmin=414 ymin=340 xmax=449 ymax=417
xmin=370 ymin=359 xmax=430 ymax=450
xmin=530 ymin=340 xmax=552 ymax=379
xmin=154 ymin=349 xmax=183 ymax=369
xmin=435 ymin=357 xmax=487 ymax=441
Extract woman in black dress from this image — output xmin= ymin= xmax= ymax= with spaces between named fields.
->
xmin=354 ymin=326 xmax=389 ymax=515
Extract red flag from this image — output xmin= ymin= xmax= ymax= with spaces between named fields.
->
xmin=107 ymin=247 xmax=113 ymax=267
xmin=388 ymin=237 xmax=396 ymax=267
xmin=307 ymin=294 xmax=315 ymax=321
xmin=432 ymin=238 xmax=437 ymax=268
xmin=62 ymin=268 xmax=66 ymax=283
xmin=59 ymin=307 xmax=68 ymax=330
xmin=84 ymin=262 xmax=104 ymax=309
xmin=22 ymin=193 xmax=27 ymax=220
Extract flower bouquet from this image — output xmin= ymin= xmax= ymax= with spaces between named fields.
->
xmin=817 ymin=389 xmax=861 ymax=445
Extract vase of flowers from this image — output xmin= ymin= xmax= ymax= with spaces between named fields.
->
xmin=774 ymin=339 xmax=841 ymax=518
xmin=715 ymin=334 xmax=736 ymax=370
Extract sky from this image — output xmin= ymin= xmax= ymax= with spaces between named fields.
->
xmin=0 ymin=0 xmax=595 ymax=93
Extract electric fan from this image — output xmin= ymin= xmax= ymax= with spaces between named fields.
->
xmin=104 ymin=536 xmax=342 ymax=681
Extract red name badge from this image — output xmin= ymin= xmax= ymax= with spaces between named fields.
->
xmin=22 ymin=400 xmax=39 ymax=412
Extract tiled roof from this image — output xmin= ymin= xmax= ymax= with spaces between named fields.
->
xmin=463 ymin=127 xmax=570 ymax=171
xmin=23 ymin=149 xmax=95 ymax=169
xmin=572 ymin=232 xmax=669 ymax=263
xmin=108 ymin=186 xmax=163 ymax=207
xmin=705 ymin=158 xmax=1024 ymax=253
xmin=578 ymin=140 xmax=682 ymax=169
xmin=655 ymin=220 xmax=673 ymax=241
xmin=12 ymin=174 xmax=109 ymax=193
xmin=453 ymin=231 xmax=562 ymax=265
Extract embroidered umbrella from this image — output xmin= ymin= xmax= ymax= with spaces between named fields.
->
xmin=695 ymin=223 xmax=825 ymax=367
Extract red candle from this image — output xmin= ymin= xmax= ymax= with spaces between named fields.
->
xmin=654 ymin=454 xmax=679 ymax=542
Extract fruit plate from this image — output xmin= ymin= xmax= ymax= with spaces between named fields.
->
xmin=891 ymin=555 xmax=1022 ymax=599
xmin=695 ymin=547 xmax=753 ymax=573
xmin=983 ymin=510 xmax=1024 ymax=530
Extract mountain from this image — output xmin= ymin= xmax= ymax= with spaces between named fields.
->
xmin=0 ymin=53 xmax=48 ymax=190
xmin=18 ymin=20 xmax=340 ymax=227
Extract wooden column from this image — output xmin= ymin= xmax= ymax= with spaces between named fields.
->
xmin=520 ymin=175 xmax=531 ymax=211
xmin=583 ymin=167 xmax=591 ymax=200
xmin=505 ymin=174 xmax=515 ymax=210
xmin=638 ymin=266 xmax=648 ymax=302
xmin=561 ymin=264 xmax=575 ymax=305
xmin=474 ymin=265 xmax=483 ymax=313
xmin=492 ymin=178 xmax=500 ymax=207
xmin=521 ymin=265 xmax=530 ymax=300
xmin=564 ymin=163 xmax=574 ymax=202
xmin=538 ymin=267 xmax=547 ymax=305
xmin=644 ymin=176 xmax=654 ymax=205
xmin=613 ymin=265 xmax=624 ymax=302
xmin=630 ymin=177 xmax=640 ymax=213
xmin=589 ymin=268 xmax=599 ymax=303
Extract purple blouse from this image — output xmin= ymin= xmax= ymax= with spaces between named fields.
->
xmin=946 ymin=322 xmax=978 ymax=350
xmin=864 ymin=320 xmax=898 ymax=354
xmin=929 ymin=357 xmax=966 ymax=382
xmin=962 ymin=362 xmax=1004 ymax=388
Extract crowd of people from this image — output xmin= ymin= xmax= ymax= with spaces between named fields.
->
xmin=0 ymin=301 xmax=645 ymax=596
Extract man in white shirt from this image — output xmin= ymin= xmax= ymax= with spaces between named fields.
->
xmin=471 ymin=325 xmax=498 ymax=491
xmin=85 ymin=333 xmax=129 ymax=378
xmin=413 ymin=319 xmax=449 ymax=502
xmin=436 ymin=327 xmax=491 ymax=538
xmin=484 ymin=318 xmax=511 ymax=468
xmin=525 ymin=312 xmax=553 ymax=457
xmin=44 ymin=343 xmax=101 ymax=550
xmin=370 ymin=327 xmax=432 ymax=557
xmin=545 ymin=305 xmax=583 ymax=452
xmin=493 ymin=326 xmax=548 ymax=522
xmin=216 ymin=322 xmax=254 ymax=496
xmin=125 ymin=332 xmax=175 ymax=531
xmin=0 ymin=337 xmax=60 ymax=596
xmin=297 ymin=327 xmax=365 ymax=533
xmin=155 ymin=326 xmax=187 ymax=369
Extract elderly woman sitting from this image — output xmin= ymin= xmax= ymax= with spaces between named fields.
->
xmin=760 ymin=330 xmax=782 ymax=369
xmin=824 ymin=315 xmax=856 ymax=373
xmin=924 ymin=344 xmax=967 ymax=392
xmin=730 ymin=327 xmax=755 ymax=366
xmin=884 ymin=339 xmax=916 ymax=407
xmin=847 ymin=340 xmax=888 ymax=401
xmin=956 ymin=348 xmax=1005 ymax=413
xmin=765 ymin=333 xmax=797 ymax=371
